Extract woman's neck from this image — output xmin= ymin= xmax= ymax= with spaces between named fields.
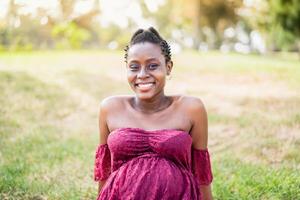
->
xmin=132 ymin=93 xmax=172 ymax=114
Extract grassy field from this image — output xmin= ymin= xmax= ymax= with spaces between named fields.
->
xmin=0 ymin=50 xmax=299 ymax=200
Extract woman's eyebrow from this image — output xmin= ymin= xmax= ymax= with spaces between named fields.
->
xmin=128 ymin=59 xmax=139 ymax=63
xmin=128 ymin=58 xmax=160 ymax=63
xmin=146 ymin=58 xmax=160 ymax=62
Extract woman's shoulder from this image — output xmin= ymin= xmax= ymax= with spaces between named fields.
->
xmin=176 ymin=95 xmax=206 ymax=113
xmin=99 ymin=95 xmax=133 ymax=111
xmin=178 ymin=96 xmax=208 ymax=139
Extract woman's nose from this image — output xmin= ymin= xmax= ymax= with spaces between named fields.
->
xmin=137 ymin=68 xmax=149 ymax=78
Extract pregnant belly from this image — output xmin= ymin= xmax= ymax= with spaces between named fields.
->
xmin=100 ymin=154 xmax=199 ymax=200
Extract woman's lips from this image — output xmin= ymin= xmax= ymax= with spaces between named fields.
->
xmin=135 ymin=82 xmax=155 ymax=91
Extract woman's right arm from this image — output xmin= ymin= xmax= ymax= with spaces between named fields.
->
xmin=97 ymin=98 xmax=111 ymax=193
xmin=98 ymin=180 xmax=107 ymax=194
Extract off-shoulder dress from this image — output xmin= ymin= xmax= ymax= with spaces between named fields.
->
xmin=94 ymin=127 xmax=213 ymax=200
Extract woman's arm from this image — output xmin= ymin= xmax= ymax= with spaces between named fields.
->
xmin=98 ymin=180 xmax=107 ymax=194
xmin=97 ymin=98 xmax=111 ymax=194
xmin=188 ymin=97 xmax=213 ymax=200
xmin=200 ymin=185 xmax=213 ymax=200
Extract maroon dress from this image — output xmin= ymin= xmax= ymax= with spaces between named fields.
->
xmin=94 ymin=127 xmax=213 ymax=200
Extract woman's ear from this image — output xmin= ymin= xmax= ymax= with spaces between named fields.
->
xmin=166 ymin=61 xmax=173 ymax=75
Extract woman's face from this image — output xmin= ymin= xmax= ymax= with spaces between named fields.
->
xmin=126 ymin=42 xmax=172 ymax=100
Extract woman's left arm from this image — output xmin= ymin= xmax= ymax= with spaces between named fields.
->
xmin=188 ymin=97 xmax=213 ymax=200
xmin=199 ymin=185 xmax=213 ymax=200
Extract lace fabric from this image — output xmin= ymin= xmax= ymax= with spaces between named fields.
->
xmin=191 ymin=147 xmax=213 ymax=185
xmin=94 ymin=143 xmax=111 ymax=181
xmin=93 ymin=128 xmax=213 ymax=200
xmin=94 ymin=144 xmax=213 ymax=185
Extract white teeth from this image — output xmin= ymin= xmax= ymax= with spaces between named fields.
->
xmin=137 ymin=83 xmax=154 ymax=89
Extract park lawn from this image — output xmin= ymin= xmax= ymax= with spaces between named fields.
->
xmin=0 ymin=50 xmax=299 ymax=200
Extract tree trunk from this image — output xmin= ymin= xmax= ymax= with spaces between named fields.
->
xmin=298 ymin=40 xmax=300 ymax=61
xmin=192 ymin=0 xmax=201 ymax=50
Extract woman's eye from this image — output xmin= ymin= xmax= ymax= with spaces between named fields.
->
xmin=129 ymin=64 xmax=139 ymax=71
xmin=148 ymin=64 xmax=158 ymax=70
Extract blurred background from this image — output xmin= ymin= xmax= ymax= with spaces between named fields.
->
xmin=0 ymin=0 xmax=299 ymax=54
xmin=0 ymin=0 xmax=299 ymax=200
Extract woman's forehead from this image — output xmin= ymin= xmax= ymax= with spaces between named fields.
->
xmin=128 ymin=42 xmax=163 ymax=60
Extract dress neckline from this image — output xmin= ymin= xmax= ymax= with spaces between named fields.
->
xmin=109 ymin=127 xmax=192 ymax=139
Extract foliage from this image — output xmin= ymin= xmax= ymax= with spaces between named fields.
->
xmin=52 ymin=22 xmax=91 ymax=49
xmin=142 ymin=0 xmax=243 ymax=49
xmin=269 ymin=0 xmax=300 ymax=49
xmin=0 ymin=0 xmax=299 ymax=53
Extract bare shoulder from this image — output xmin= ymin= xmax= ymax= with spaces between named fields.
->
xmin=99 ymin=95 xmax=132 ymax=112
xmin=98 ymin=95 xmax=132 ymax=143
xmin=179 ymin=96 xmax=208 ymax=149
xmin=178 ymin=95 xmax=207 ymax=115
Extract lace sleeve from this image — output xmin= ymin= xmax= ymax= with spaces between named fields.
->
xmin=191 ymin=147 xmax=213 ymax=185
xmin=94 ymin=143 xmax=111 ymax=181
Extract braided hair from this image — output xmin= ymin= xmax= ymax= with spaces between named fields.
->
xmin=124 ymin=27 xmax=172 ymax=64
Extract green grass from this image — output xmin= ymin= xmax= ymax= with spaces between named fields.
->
xmin=213 ymin=155 xmax=300 ymax=200
xmin=0 ymin=50 xmax=299 ymax=199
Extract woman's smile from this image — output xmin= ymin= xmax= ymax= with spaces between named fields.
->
xmin=135 ymin=82 xmax=156 ymax=91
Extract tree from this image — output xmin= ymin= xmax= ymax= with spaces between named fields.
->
xmin=143 ymin=0 xmax=243 ymax=49
xmin=269 ymin=0 xmax=300 ymax=55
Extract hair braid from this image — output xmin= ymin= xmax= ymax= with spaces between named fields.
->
xmin=124 ymin=27 xmax=172 ymax=63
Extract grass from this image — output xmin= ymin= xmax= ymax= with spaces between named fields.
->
xmin=213 ymin=155 xmax=300 ymax=200
xmin=0 ymin=50 xmax=299 ymax=199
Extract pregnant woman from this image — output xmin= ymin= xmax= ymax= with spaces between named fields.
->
xmin=94 ymin=27 xmax=213 ymax=200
